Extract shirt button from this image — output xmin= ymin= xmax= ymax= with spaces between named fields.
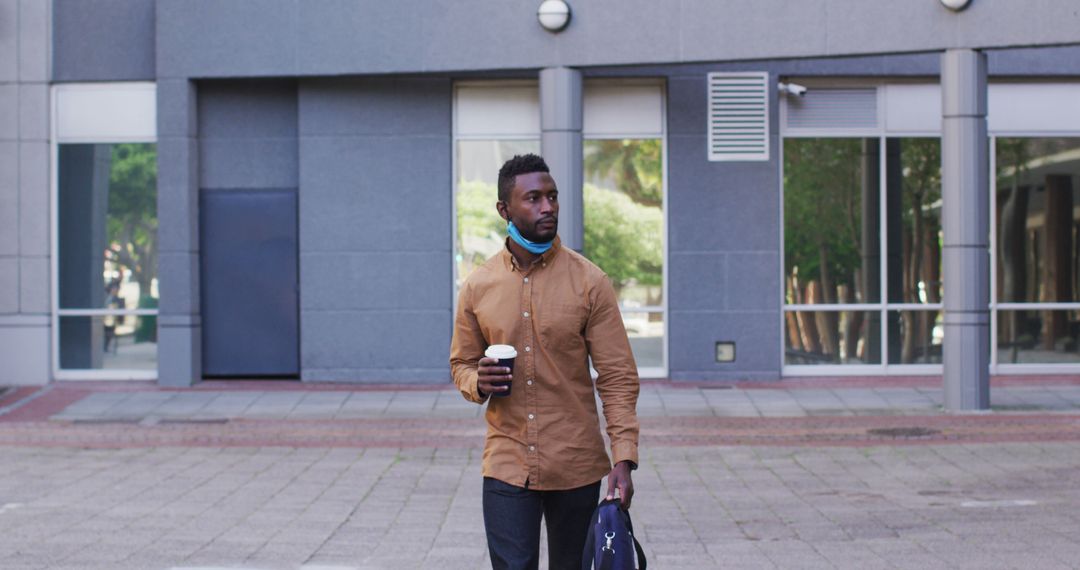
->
xmin=527 ymin=380 xmax=533 ymax=386
xmin=528 ymin=414 xmax=535 ymax=420
xmin=525 ymin=346 xmax=531 ymax=352
xmin=529 ymin=446 xmax=535 ymax=452
xmin=523 ymin=311 xmax=529 ymax=318
xmin=523 ymin=277 xmax=529 ymax=283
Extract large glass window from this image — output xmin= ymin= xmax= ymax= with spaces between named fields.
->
xmin=783 ymin=137 xmax=942 ymax=368
xmin=455 ymin=140 xmax=540 ymax=288
xmin=994 ymin=137 xmax=1080 ymax=364
xmin=57 ymin=143 xmax=158 ymax=371
xmin=584 ymin=139 xmax=664 ymax=369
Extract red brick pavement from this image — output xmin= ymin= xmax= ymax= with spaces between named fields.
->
xmin=0 ymin=414 xmax=1077 ymax=449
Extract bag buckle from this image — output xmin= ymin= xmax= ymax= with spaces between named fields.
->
xmin=602 ymin=531 xmax=615 ymax=552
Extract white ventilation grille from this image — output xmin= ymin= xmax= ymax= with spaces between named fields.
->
xmin=785 ymin=88 xmax=878 ymax=130
xmin=707 ymin=72 xmax=770 ymax=161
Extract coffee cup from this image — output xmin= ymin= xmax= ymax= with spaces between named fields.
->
xmin=484 ymin=344 xmax=517 ymax=397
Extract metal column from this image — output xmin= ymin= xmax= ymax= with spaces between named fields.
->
xmin=539 ymin=67 xmax=584 ymax=252
xmin=941 ymin=49 xmax=990 ymax=411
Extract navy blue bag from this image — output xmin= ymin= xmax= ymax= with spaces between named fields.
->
xmin=581 ymin=499 xmax=647 ymax=570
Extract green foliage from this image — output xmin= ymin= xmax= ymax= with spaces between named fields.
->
xmin=584 ymin=183 xmax=662 ymax=288
xmin=455 ymin=180 xmax=506 ymax=279
xmin=783 ymin=139 xmax=863 ymax=284
xmin=106 ymin=143 xmax=158 ymax=291
xmin=584 ymin=139 xmax=662 ymax=208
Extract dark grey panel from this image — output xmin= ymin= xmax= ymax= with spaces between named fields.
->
xmin=666 ymin=134 xmax=780 ymax=253
xmin=987 ymin=45 xmax=1080 ymax=75
xmin=299 ymin=78 xmax=451 ymax=136
xmin=200 ymin=189 xmax=299 ymax=376
xmin=668 ymin=311 xmax=781 ymax=380
xmin=198 ymin=80 xmax=298 ymax=190
xmin=156 ymin=0 xmax=297 ymax=78
xmin=726 ymin=253 xmax=781 ymax=312
xmin=298 ymin=136 xmax=451 ymax=253
xmin=300 ymin=310 xmax=451 ymax=375
xmin=199 ymin=138 xmax=298 ymax=189
xmin=53 ymin=0 xmax=155 ymax=81
xmin=301 ymin=252 xmax=450 ymax=311
xmin=199 ymin=80 xmax=298 ymax=139
xmin=668 ymin=253 xmax=726 ymax=312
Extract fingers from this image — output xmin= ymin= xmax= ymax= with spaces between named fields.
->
xmin=605 ymin=478 xmax=616 ymax=501
xmin=620 ymin=482 xmax=634 ymax=509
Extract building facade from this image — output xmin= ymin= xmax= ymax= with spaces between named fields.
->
xmin=3 ymin=0 xmax=1080 ymax=386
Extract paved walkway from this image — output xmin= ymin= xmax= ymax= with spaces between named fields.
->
xmin=0 ymin=378 xmax=1079 ymax=569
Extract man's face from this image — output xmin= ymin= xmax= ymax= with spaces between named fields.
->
xmin=498 ymin=171 xmax=559 ymax=242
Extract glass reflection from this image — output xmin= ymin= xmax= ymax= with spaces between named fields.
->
xmin=784 ymin=138 xmax=881 ymax=305
xmin=621 ymin=311 xmax=663 ymax=369
xmin=785 ymin=311 xmax=881 ymax=365
xmin=888 ymin=310 xmax=943 ymax=364
xmin=997 ymin=310 xmax=1080 ymax=364
xmin=59 ymin=316 xmax=158 ymax=370
xmin=886 ymin=138 xmax=942 ymax=304
xmin=455 ymin=140 xmax=540 ymax=288
xmin=996 ymin=138 xmax=1080 ymax=304
xmin=583 ymin=139 xmax=664 ymax=308
xmin=58 ymin=143 xmax=159 ymax=310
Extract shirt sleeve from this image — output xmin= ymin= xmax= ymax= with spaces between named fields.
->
xmin=585 ymin=274 xmax=640 ymax=467
xmin=450 ymin=280 xmax=488 ymax=404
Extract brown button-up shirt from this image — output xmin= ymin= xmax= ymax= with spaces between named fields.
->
xmin=450 ymin=237 xmax=640 ymax=491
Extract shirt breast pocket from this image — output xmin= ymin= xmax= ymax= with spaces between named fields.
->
xmin=539 ymin=302 xmax=587 ymax=352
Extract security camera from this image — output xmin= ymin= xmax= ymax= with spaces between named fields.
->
xmin=778 ymin=82 xmax=807 ymax=97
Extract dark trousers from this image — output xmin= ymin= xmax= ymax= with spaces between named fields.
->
xmin=483 ymin=477 xmax=601 ymax=570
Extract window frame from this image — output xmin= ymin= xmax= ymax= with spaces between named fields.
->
xmin=51 ymin=82 xmax=159 ymax=380
xmin=781 ymin=79 xmax=1080 ymax=376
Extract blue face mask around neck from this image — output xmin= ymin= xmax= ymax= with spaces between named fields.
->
xmin=507 ymin=221 xmax=554 ymax=255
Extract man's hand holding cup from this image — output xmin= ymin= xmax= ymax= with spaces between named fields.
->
xmin=478 ymin=345 xmax=517 ymax=398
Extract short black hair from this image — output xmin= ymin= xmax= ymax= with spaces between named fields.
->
xmin=497 ymin=154 xmax=550 ymax=202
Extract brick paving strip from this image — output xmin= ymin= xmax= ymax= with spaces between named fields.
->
xmin=0 ymin=414 xmax=1078 ymax=449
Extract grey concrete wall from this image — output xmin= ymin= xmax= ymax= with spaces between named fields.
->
xmin=52 ymin=0 xmax=155 ymax=82
xmin=198 ymin=80 xmax=298 ymax=189
xmin=0 ymin=0 xmax=51 ymax=385
xmin=297 ymin=77 xmax=453 ymax=383
xmin=154 ymin=0 xmax=1080 ymax=79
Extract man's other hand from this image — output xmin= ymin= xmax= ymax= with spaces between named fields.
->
xmin=477 ymin=356 xmax=511 ymax=397
xmin=605 ymin=461 xmax=635 ymax=510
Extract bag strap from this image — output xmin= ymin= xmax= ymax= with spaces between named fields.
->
xmin=622 ymin=505 xmax=647 ymax=570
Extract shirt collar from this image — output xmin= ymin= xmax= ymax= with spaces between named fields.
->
xmin=502 ymin=235 xmax=562 ymax=272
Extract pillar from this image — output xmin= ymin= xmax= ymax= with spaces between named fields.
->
xmin=156 ymin=79 xmax=202 ymax=386
xmin=941 ymin=49 xmax=990 ymax=410
xmin=539 ymin=67 xmax=584 ymax=252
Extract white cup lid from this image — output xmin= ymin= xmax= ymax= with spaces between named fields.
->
xmin=485 ymin=344 xmax=518 ymax=359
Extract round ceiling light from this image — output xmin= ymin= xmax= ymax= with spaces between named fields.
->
xmin=538 ymin=0 xmax=571 ymax=33
xmin=940 ymin=0 xmax=972 ymax=11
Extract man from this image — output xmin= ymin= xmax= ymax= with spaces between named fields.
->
xmin=450 ymin=154 xmax=640 ymax=570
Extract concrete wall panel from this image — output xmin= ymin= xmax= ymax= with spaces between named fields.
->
xmin=0 ymin=84 xmax=16 ymax=140
xmin=669 ymin=311 xmax=780 ymax=380
xmin=299 ymin=78 xmax=450 ymax=136
xmin=298 ymin=77 xmax=452 ymax=382
xmin=53 ymin=0 xmax=154 ymax=81
xmin=301 ymin=252 xmax=450 ymax=312
xmin=199 ymin=139 xmax=298 ymax=189
xmin=0 ymin=142 xmax=16 ymax=256
xmin=299 ymin=136 xmax=451 ymax=253
xmin=0 ymin=317 xmax=50 ymax=384
xmin=156 ymin=0 xmax=1080 ymax=78
xmin=18 ymin=142 xmax=48 ymax=256
xmin=300 ymin=311 xmax=450 ymax=382
xmin=0 ymin=258 xmax=17 ymax=313
xmin=0 ymin=0 xmax=15 ymax=82
xmin=17 ymin=0 xmax=48 ymax=82
xmin=18 ymin=256 xmax=48 ymax=313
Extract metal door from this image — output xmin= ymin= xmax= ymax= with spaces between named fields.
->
xmin=200 ymin=189 xmax=299 ymax=377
